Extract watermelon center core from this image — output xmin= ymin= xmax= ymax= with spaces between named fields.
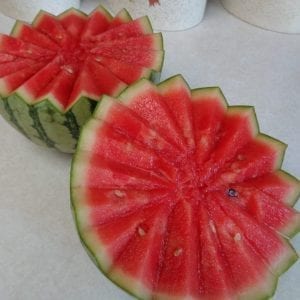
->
xmin=58 ymin=44 xmax=88 ymax=65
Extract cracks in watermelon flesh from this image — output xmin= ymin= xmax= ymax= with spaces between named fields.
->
xmin=71 ymin=76 xmax=299 ymax=299
xmin=33 ymin=11 xmax=73 ymax=47
xmin=199 ymin=107 xmax=258 ymax=184
xmin=216 ymin=194 xmax=298 ymax=276
xmin=15 ymin=57 xmax=62 ymax=103
xmin=80 ymin=6 xmax=112 ymax=41
xmin=89 ymin=16 xmax=153 ymax=43
xmin=73 ymin=151 xmax=171 ymax=191
xmin=73 ymin=186 xmax=170 ymax=228
xmin=78 ymin=118 xmax=177 ymax=181
xmin=0 ymin=57 xmax=38 ymax=77
xmin=209 ymin=134 xmax=286 ymax=189
xmin=93 ymin=56 xmax=152 ymax=85
xmin=90 ymin=46 xmax=164 ymax=72
xmin=93 ymin=95 xmax=184 ymax=164
xmin=241 ymin=171 xmax=300 ymax=206
xmin=67 ymin=57 xmax=127 ymax=109
xmin=118 ymin=79 xmax=187 ymax=152
xmin=36 ymin=64 xmax=79 ymax=110
xmin=154 ymin=200 xmax=200 ymax=299
xmin=158 ymin=75 xmax=195 ymax=152
xmin=191 ymin=87 xmax=227 ymax=167
xmin=109 ymin=203 xmax=172 ymax=299
xmin=227 ymin=183 xmax=300 ymax=238
xmin=206 ymin=196 xmax=278 ymax=299
xmin=0 ymin=34 xmax=55 ymax=61
xmin=198 ymin=203 xmax=233 ymax=299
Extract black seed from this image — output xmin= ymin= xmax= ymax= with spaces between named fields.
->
xmin=227 ymin=188 xmax=238 ymax=197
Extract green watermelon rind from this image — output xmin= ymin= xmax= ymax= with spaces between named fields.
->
xmin=58 ymin=7 xmax=88 ymax=19
xmin=191 ymin=85 xmax=229 ymax=108
xmin=70 ymin=76 xmax=299 ymax=300
xmin=113 ymin=8 xmax=133 ymax=23
xmin=88 ymin=5 xmax=114 ymax=21
xmin=0 ymin=94 xmax=95 ymax=153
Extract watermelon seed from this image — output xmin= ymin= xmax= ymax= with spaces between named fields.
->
xmin=114 ymin=190 xmax=126 ymax=198
xmin=209 ymin=220 xmax=216 ymax=233
xmin=234 ymin=233 xmax=242 ymax=242
xmin=173 ymin=248 xmax=183 ymax=257
xmin=237 ymin=154 xmax=245 ymax=161
xmin=26 ymin=49 xmax=32 ymax=54
xmin=94 ymin=56 xmax=102 ymax=63
xmin=137 ymin=226 xmax=146 ymax=237
xmin=63 ymin=65 xmax=74 ymax=74
xmin=199 ymin=136 xmax=209 ymax=148
xmin=227 ymin=188 xmax=238 ymax=197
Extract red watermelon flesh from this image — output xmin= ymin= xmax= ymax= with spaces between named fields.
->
xmin=0 ymin=57 xmax=37 ymax=77
xmin=0 ymin=7 xmax=164 ymax=112
xmin=80 ymin=6 xmax=112 ymax=40
xmin=0 ymin=62 xmax=47 ymax=96
xmin=11 ymin=21 xmax=59 ymax=51
xmin=197 ymin=203 xmax=233 ymax=299
xmin=71 ymin=76 xmax=299 ymax=299
xmin=240 ymin=171 xmax=300 ymax=206
xmin=58 ymin=9 xmax=87 ymax=40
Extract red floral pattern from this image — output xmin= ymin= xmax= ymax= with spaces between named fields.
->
xmin=149 ymin=0 xmax=160 ymax=6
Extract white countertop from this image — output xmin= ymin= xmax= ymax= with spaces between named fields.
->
xmin=0 ymin=0 xmax=299 ymax=299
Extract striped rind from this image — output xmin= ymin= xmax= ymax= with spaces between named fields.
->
xmin=0 ymin=94 xmax=94 ymax=153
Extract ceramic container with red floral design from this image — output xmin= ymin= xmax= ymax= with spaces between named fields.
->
xmin=100 ymin=0 xmax=207 ymax=31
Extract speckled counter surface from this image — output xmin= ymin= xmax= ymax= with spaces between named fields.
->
xmin=0 ymin=0 xmax=299 ymax=299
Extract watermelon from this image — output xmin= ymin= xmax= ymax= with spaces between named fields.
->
xmin=0 ymin=6 xmax=164 ymax=153
xmin=71 ymin=75 xmax=299 ymax=299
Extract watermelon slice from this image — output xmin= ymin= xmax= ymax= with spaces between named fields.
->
xmin=71 ymin=76 xmax=299 ymax=299
xmin=0 ymin=6 xmax=164 ymax=153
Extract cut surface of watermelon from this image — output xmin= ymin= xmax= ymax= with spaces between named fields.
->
xmin=71 ymin=76 xmax=299 ymax=299
xmin=0 ymin=7 xmax=164 ymax=153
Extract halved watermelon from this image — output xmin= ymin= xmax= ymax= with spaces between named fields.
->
xmin=71 ymin=75 xmax=299 ymax=299
xmin=0 ymin=6 xmax=164 ymax=153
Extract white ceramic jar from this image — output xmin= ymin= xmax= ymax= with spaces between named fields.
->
xmin=221 ymin=0 xmax=300 ymax=34
xmin=0 ymin=0 xmax=80 ymax=21
xmin=100 ymin=0 xmax=207 ymax=31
